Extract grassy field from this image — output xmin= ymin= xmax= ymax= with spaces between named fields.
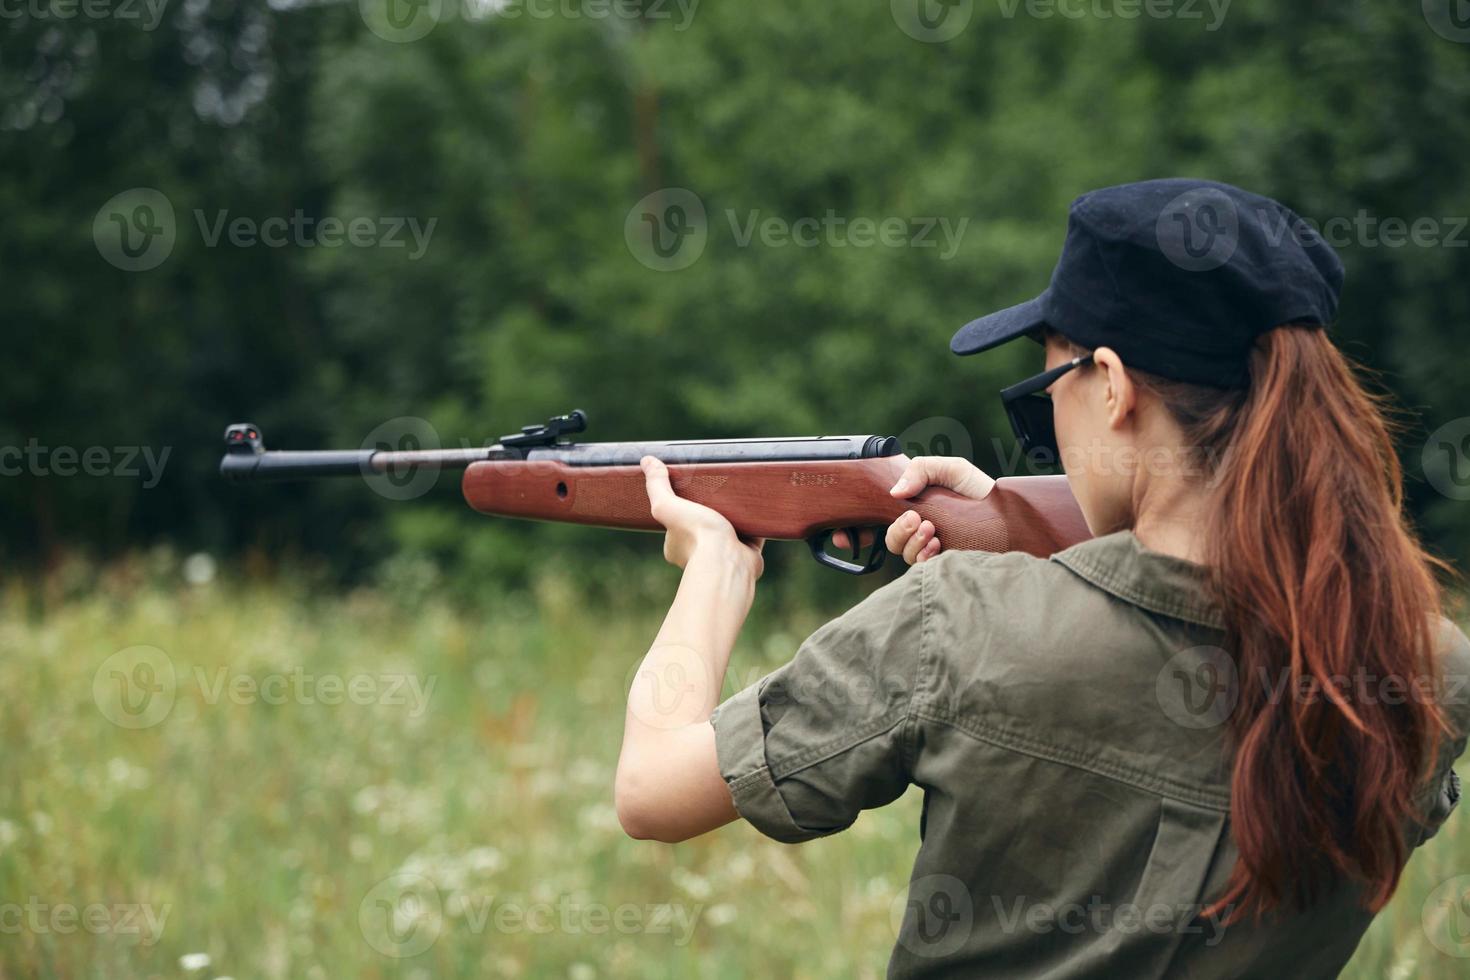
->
xmin=2 ymin=555 xmax=1467 ymax=979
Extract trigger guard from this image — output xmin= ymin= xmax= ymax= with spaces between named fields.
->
xmin=806 ymin=528 xmax=888 ymax=575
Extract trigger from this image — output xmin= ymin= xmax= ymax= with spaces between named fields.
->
xmin=845 ymin=526 xmax=862 ymax=561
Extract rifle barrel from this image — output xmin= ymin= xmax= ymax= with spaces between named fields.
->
xmin=219 ymin=446 xmax=499 ymax=481
xmin=220 ymin=430 xmax=900 ymax=482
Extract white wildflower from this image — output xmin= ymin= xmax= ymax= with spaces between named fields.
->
xmin=465 ymin=846 xmax=504 ymax=874
xmin=183 ymin=552 xmax=217 ymax=586
xmin=705 ymin=903 xmax=738 ymax=927
xmin=670 ymin=867 xmax=712 ymax=901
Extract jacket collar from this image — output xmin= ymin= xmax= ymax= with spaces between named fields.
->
xmin=1051 ymin=531 xmax=1224 ymax=630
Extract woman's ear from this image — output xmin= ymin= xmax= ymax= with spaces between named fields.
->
xmin=1091 ymin=346 xmax=1136 ymax=431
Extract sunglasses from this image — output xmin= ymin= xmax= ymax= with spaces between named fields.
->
xmin=999 ymin=353 xmax=1094 ymax=463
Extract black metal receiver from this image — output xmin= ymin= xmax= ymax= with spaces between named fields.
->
xmin=222 ymin=410 xmax=902 ymax=573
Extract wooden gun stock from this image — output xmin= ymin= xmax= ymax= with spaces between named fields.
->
xmin=461 ymin=455 xmax=1091 ymax=559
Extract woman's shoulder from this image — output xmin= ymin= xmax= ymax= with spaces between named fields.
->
xmin=1434 ymin=615 xmax=1470 ymax=731
xmin=915 ymin=547 xmax=1076 ymax=620
xmin=1436 ymin=614 xmax=1470 ymax=662
xmin=915 ymin=545 xmax=1174 ymax=660
xmin=917 ymin=534 xmax=1218 ymax=636
xmin=919 ymin=545 xmax=1063 ymax=586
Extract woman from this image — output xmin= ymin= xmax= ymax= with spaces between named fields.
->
xmin=613 ymin=179 xmax=1470 ymax=977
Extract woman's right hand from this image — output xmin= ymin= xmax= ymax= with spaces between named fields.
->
xmin=882 ymin=456 xmax=996 ymax=565
xmin=831 ymin=456 xmax=996 ymax=565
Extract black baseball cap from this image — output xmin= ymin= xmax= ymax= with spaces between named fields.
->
xmin=950 ymin=178 xmax=1345 ymax=387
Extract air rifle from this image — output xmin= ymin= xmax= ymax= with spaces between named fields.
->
xmin=220 ymin=410 xmax=1090 ymax=574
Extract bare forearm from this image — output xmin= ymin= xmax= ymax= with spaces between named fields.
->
xmin=627 ymin=541 xmax=757 ymax=735
xmin=616 ymin=539 xmax=758 ymax=840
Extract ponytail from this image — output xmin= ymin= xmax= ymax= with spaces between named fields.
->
xmin=1137 ymin=326 xmax=1452 ymax=922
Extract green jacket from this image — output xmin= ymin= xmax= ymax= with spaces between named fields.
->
xmin=712 ymin=531 xmax=1470 ymax=978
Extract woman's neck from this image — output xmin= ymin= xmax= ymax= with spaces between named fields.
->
xmin=1130 ymin=477 xmax=1213 ymax=564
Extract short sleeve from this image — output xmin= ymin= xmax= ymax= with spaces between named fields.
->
xmin=1413 ymin=619 xmax=1470 ymax=846
xmin=710 ymin=562 xmax=927 ymax=843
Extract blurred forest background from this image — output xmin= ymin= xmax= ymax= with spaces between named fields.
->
xmin=4 ymin=0 xmax=1469 ymax=587
xmin=5 ymin=2 xmax=1470 ymax=978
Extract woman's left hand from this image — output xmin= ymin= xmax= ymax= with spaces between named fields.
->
xmin=641 ymin=456 xmax=765 ymax=576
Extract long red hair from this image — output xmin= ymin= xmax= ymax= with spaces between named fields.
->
xmin=1137 ymin=326 xmax=1452 ymax=922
